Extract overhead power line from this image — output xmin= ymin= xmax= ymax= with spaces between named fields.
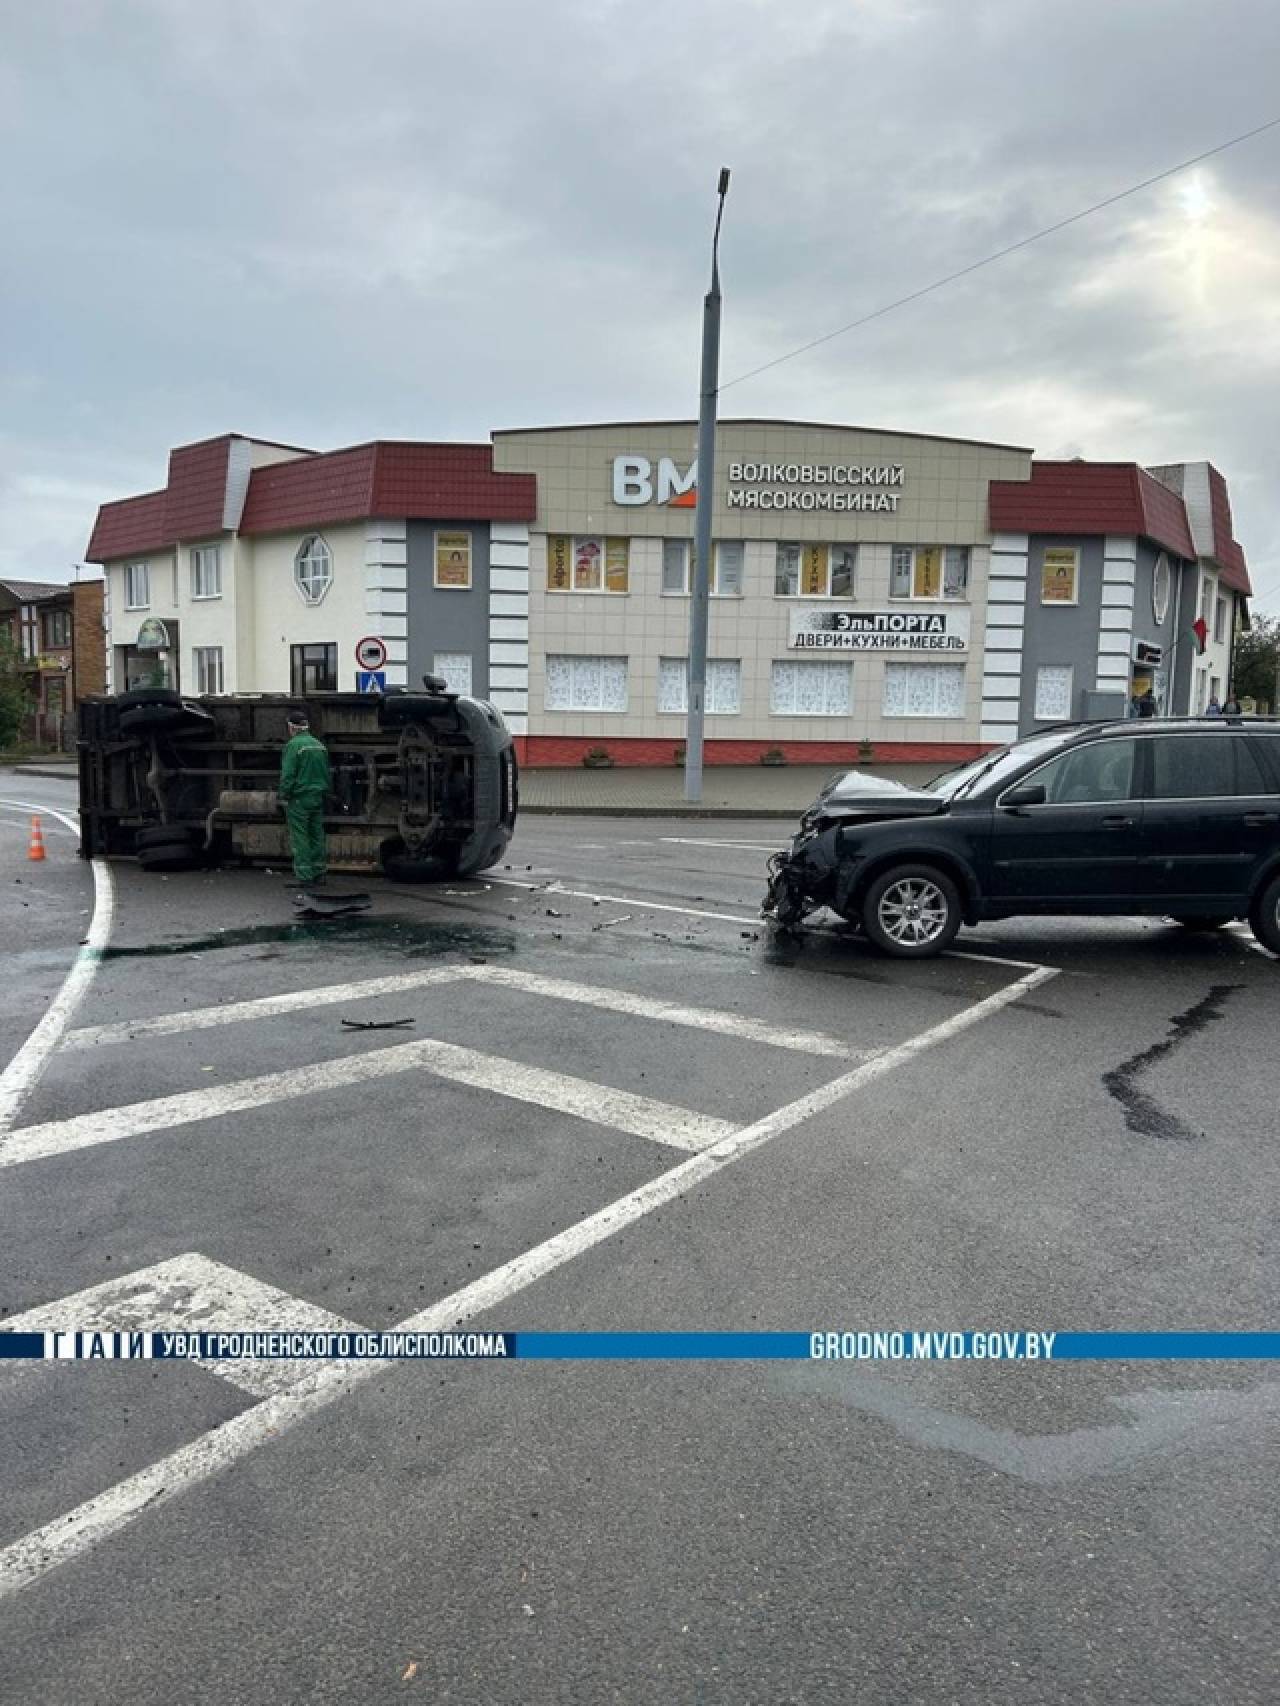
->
xmin=720 ymin=114 xmax=1280 ymax=393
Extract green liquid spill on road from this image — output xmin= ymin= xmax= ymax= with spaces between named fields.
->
xmin=97 ymin=918 xmax=520 ymax=961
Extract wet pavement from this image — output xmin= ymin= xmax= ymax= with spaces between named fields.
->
xmin=1 ymin=771 xmax=1278 ymax=1706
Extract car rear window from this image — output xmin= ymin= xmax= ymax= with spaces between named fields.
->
xmin=1147 ymin=735 xmax=1272 ymax=799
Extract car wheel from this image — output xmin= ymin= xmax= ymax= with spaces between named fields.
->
xmin=1249 ymin=874 xmax=1280 ymax=957
xmin=861 ymin=864 xmax=962 ymax=958
xmin=138 ymin=841 xmax=200 ymax=873
xmin=1170 ymin=916 xmax=1230 ymax=932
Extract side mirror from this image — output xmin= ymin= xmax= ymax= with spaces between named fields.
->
xmin=1002 ymin=782 xmax=1046 ymax=809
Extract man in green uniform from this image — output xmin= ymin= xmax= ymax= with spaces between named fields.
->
xmin=278 ymin=712 xmax=331 ymax=886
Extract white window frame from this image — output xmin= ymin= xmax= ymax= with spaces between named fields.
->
xmin=1034 ymin=665 xmax=1075 ymax=722
xmin=545 ymin=535 xmax=630 ymax=596
xmin=1199 ymin=574 xmax=1215 ymax=622
xmin=190 ymin=544 xmax=222 ymax=600
xmin=1152 ymin=553 xmax=1170 ymax=624
xmin=1214 ymin=594 xmax=1228 ymax=646
xmin=889 ymin=545 xmax=969 ymax=602
xmin=544 ymin=655 xmax=629 ymax=714
xmin=771 ymin=542 xmax=858 ymax=600
xmin=660 ymin=540 xmax=742 ymax=598
xmin=769 ymin=660 xmax=853 ymax=717
xmin=294 ymin=535 xmax=333 ymax=606
xmin=881 ymin=661 xmax=968 ymax=720
xmin=124 ymin=562 xmax=150 ymax=611
xmin=193 ymin=645 xmax=224 ymax=695
xmin=1040 ymin=547 xmax=1079 ymax=608
xmin=657 ymin=657 xmax=742 ymax=716
xmin=433 ymin=652 xmax=472 ymax=696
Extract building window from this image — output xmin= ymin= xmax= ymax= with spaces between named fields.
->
xmin=294 ymin=535 xmax=333 ymax=605
xmin=434 ymin=652 xmax=472 ymax=695
xmin=42 ymin=608 xmax=72 ymax=649
xmin=193 ymin=645 xmax=224 ymax=695
xmin=1034 ymin=665 xmax=1074 ymax=721
xmin=772 ymin=542 xmax=857 ymax=598
xmin=890 ymin=546 xmax=969 ymax=600
xmin=715 ymin=541 xmax=745 ymax=597
xmin=19 ymin=604 xmax=38 ymax=659
xmin=1040 ymin=547 xmax=1079 ymax=606
xmin=546 ymin=535 xmax=629 ymax=594
xmin=290 ymin=642 xmax=337 ymax=695
xmin=1199 ymin=575 xmax=1215 ymax=621
xmin=124 ymin=562 xmax=150 ymax=610
xmin=663 ymin=540 xmax=746 ymax=597
xmin=882 ymin=662 xmax=967 ymax=719
xmin=190 ymin=544 xmax=222 ymax=599
xmin=1214 ymin=594 xmax=1228 ymax=646
xmin=657 ymin=658 xmax=741 ymax=715
xmin=1152 ymin=553 xmax=1170 ymax=624
xmin=770 ymin=660 xmax=852 ymax=717
xmin=434 ymin=531 xmax=472 ymax=589
xmin=544 ymin=655 xmax=629 ymax=713
xmin=1195 ymin=666 xmax=1208 ymax=714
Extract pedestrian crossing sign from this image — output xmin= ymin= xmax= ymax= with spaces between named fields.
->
xmin=356 ymin=670 xmax=386 ymax=693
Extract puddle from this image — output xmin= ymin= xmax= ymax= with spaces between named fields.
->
xmin=98 ymin=919 xmax=519 ymax=962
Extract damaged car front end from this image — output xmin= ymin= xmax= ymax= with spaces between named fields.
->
xmin=763 ymin=768 xmax=951 ymax=931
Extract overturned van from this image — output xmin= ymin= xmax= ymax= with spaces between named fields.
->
xmin=77 ymin=684 xmax=518 ymax=879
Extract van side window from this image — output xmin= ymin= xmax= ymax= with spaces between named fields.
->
xmin=1024 ymin=740 xmax=1137 ymax=805
xmin=1247 ymin=736 xmax=1280 ymax=793
xmin=1148 ymin=736 xmax=1268 ymax=799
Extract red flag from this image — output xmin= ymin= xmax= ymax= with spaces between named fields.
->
xmin=1192 ymin=617 xmax=1208 ymax=654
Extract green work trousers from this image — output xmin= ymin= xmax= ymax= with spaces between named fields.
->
xmin=283 ymin=791 xmax=328 ymax=884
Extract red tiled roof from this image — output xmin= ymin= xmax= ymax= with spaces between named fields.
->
xmin=88 ymin=437 xmax=536 ymax=559
xmin=163 ymin=436 xmax=233 ymax=541
xmin=1206 ymin=465 xmax=1252 ymax=596
xmin=86 ymin=490 xmax=170 ymax=561
xmin=989 ymin=462 xmax=1197 ymax=560
xmin=240 ymin=442 xmax=536 ymax=533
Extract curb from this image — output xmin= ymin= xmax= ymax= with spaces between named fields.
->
xmin=9 ymin=765 xmax=79 ymax=782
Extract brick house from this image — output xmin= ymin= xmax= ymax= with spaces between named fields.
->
xmin=0 ymin=578 xmax=106 ymax=749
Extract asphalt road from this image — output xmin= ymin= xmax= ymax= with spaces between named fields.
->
xmin=1 ymin=771 xmax=1277 ymax=1705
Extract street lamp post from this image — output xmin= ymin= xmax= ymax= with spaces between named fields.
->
xmin=685 ymin=167 xmax=731 ymax=804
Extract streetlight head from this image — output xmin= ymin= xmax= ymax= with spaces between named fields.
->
xmin=717 ymin=167 xmax=731 ymax=196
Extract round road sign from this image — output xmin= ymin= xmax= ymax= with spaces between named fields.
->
xmin=355 ymin=635 xmax=387 ymax=671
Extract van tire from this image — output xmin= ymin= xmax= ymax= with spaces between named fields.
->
xmin=1249 ymin=875 xmax=1280 ymax=957
xmin=136 ymin=824 xmax=201 ymax=852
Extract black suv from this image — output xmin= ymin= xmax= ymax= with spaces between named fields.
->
xmin=763 ymin=718 xmax=1280 ymax=958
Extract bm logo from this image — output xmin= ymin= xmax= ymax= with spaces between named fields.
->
xmin=612 ymin=455 xmax=698 ymax=508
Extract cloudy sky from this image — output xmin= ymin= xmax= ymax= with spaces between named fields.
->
xmin=3 ymin=0 xmax=1278 ymax=611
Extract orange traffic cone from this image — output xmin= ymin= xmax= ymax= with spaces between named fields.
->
xmin=28 ymin=816 xmax=46 ymax=862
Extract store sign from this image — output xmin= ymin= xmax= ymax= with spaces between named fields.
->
xmin=789 ymin=607 xmax=970 ymax=653
xmin=612 ymin=455 xmax=906 ymax=513
xmin=1132 ymin=640 xmax=1164 ymax=666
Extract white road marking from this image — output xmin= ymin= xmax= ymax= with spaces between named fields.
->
xmin=659 ymin=837 xmax=783 ymax=854
xmin=65 ymin=967 xmax=474 ymax=1051
xmin=65 ymin=963 xmax=860 ymax=1061
xmin=471 ymin=967 xmax=859 ymax=1057
xmin=0 ymin=800 xmax=114 ymax=1136
xmin=0 ymin=1036 xmax=736 ymax=1168
xmin=1 ymin=1254 xmax=359 ymax=1399
xmin=0 ymin=955 xmax=1057 ymax=1601
xmin=489 ymin=874 xmax=762 ymax=927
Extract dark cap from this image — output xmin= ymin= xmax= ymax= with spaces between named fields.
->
xmin=286 ymin=711 xmax=309 ymax=729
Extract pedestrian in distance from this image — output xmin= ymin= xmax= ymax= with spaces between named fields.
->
xmin=278 ymin=711 xmax=331 ymax=887
xmin=1137 ymin=690 xmax=1158 ymax=718
xmin=1205 ymin=695 xmax=1223 ymax=718
xmin=1223 ymin=690 xmax=1244 ymax=716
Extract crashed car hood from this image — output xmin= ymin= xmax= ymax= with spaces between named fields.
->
xmin=803 ymin=768 xmax=947 ymax=823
